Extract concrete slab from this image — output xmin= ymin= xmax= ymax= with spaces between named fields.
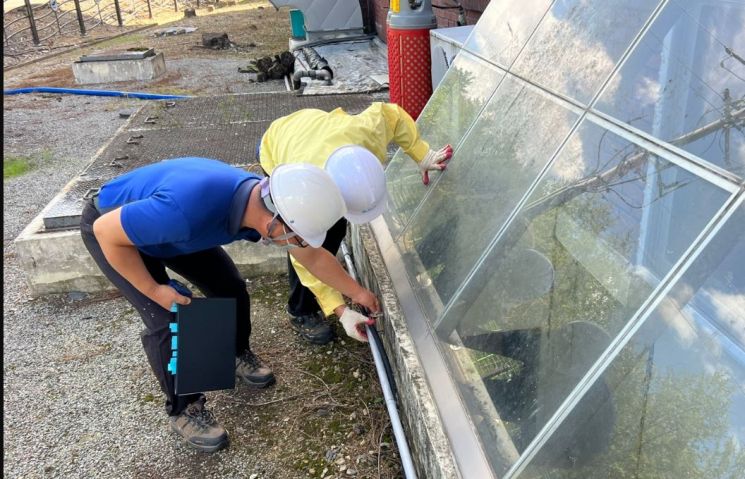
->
xmin=72 ymin=52 xmax=166 ymax=84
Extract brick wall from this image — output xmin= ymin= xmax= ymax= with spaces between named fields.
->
xmin=370 ymin=0 xmax=490 ymax=40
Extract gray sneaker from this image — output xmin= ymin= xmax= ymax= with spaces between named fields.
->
xmin=170 ymin=398 xmax=228 ymax=453
xmin=236 ymin=349 xmax=276 ymax=388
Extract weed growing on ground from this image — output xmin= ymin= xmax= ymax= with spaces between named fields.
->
xmin=3 ymin=149 xmax=53 ymax=178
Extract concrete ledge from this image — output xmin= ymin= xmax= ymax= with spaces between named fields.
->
xmin=350 ymin=224 xmax=458 ymax=479
xmin=72 ymin=52 xmax=166 ymax=84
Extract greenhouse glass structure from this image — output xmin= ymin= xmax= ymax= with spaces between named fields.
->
xmin=373 ymin=0 xmax=745 ymax=477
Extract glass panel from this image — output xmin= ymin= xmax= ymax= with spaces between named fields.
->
xmin=463 ymin=0 xmax=554 ymax=68
xmin=596 ymin=0 xmax=745 ymax=178
xmin=511 ymin=0 xmax=661 ymax=104
xmin=524 ymin=204 xmax=745 ymax=478
xmin=396 ymin=76 xmax=580 ymax=323
xmin=384 ymin=51 xmax=503 ymax=240
xmin=433 ymin=119 xmax=731 ymax=474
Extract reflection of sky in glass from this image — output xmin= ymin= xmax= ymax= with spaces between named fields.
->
xmin=511 ymin=0 xmax=661 ymax=104
xmin=596 ymin=0 xmax=745 ymax=177
xmin=384 ymin=52 xmax=503 ymax=240
xmin=524 ymin=206 xmax=745 ymax=476
xmin=464 ymin=0 xmax=553 ymax=68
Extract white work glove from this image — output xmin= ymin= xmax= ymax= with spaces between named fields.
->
xmin=340 ymin=308 xmax=376 ymax=343
xmin=419 ymin=144 xmax=453 ymax=186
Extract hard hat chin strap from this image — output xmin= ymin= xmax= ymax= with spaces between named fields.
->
xmin=259 ymin=177 xmax=277 ymax=215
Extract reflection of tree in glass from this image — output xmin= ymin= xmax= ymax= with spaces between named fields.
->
xmin=542 ymin=349 xmax=745 ymax=478
xmin=385 ymin=64 xmax=483 ymax=237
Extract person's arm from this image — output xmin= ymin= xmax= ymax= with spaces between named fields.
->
xmin=290 ymin=258 xmax=375 ymax=342
xmin=289 ymin=256 xmax=346 ymax=316
xmin=93 ymin=208 xmax=191 ymax=311
xmin=378 ymin=103 xmax=453 ymax=185
xmin=289 ymin=246 xmax=379 ymax=313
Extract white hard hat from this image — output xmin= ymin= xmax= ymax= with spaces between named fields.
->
xmin=267 ymin=163 xmax=347 ymax=248
xmin=325 ymin=145 xmax=387 ymax=224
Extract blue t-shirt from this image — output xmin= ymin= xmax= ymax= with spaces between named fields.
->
xmin=98 ymin=157 xmax=262 ymax=258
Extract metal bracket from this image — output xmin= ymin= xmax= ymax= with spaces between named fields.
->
xmin=82 ymin=187 xmax=100 ymax=201
xmin=108 ymin=155 xmax=129 ymax=168
xmin=126 ymin=135 xmax=144 ymax=145
xmin=144 ymin=116 xmax=158 ymax=124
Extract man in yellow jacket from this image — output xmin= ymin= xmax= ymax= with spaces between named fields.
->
xmin=259 ymin=102 xmax=452 ymax=344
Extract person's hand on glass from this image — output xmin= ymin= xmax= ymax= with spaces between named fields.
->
xmin=419 ymin=144 xmax=453 ymax=185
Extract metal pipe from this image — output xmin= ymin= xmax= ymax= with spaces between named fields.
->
xmin=113 ymin=0 xmax=123 ymax=27
xmin=24 ymin=0 xmax=40 ymax=45
xmin=340 ymin=240 xmax=418 ymax=479
xmin=300 ymin=46 xmax=333 ymax=78
xmin=291 ymin=69 xmax=332 ymax=90
xmin=72 ymin=0 xmax=86 ymax=35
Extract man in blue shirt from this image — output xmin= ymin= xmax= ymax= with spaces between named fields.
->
xmin=80 ymin=157 xmax=379 ymax=452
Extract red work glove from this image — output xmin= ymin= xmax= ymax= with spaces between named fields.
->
xmin=419 ymin=144 xmax=453 ymax=186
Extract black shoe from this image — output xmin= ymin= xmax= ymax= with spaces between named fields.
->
xmin=236 ymin=349 xmax=276 ymax=388
xmin=170 ymin=398 xmax=228 ymax=453
xmin=288 ymin=310 xmax=335 ymax=345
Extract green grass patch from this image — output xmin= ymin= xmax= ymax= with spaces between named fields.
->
xmin=3 ymin=156 xmax=33 ymax=178
xmin=3 ymin=149 xmax=53 ymax=179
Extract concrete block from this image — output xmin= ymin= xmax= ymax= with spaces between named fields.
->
xmin=72 ymin=52 xmax=167 ymax=84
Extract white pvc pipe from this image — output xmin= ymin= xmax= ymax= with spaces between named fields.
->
xmin=340 ymin=241 xmax=418 ymax=479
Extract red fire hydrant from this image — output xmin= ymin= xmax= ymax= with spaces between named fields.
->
xmin=387 ymin=0 xmax=437 ymax=120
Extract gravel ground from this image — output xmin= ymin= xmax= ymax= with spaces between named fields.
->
xmin=4 ymin=75 xmax=400 ymax=479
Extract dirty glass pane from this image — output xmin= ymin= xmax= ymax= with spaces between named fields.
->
xmin=433 ymin=119 xmax=731 ymax=473
xmin=596 ymin=0 xmax=745 ymax=178
xmin=384 ymin=51 xmax=503 ymax=240
xmin=524 ymin=205 xmax=745 ymax=478
xmin=463 ymin=0 xmax=554 ymax=68
xmin=396 ymin=76 xmax=579 ymax=323
xmin=511 ymin=0 xmax=662 ymax=104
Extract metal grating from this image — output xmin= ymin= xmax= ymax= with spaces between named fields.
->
xmin=126 ymin=93 xmax=374 ymax=131
xmin=42 ymin=93 xmax=375 ymax=230
xmin=42 ymin=177 xmax=106 ymax=230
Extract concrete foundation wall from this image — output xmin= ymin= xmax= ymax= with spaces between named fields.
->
xmin=72 ymin=52 xmax=167 ymax=84
xmin=350 ymin=224 xmax=459 ymax=479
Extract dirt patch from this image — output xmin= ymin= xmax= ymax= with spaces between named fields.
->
xmin=20 ymin=65 xmax=76 ymax=87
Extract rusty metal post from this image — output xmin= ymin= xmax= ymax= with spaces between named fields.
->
xmin=146 ymin=0 xmax=152 ymax=18
xmin=73 ymin=0 xmax=86 ymax=35
xmin=24 ymin=0 xmax=40 ymax=44
xmin=113 ymin=0 xmax=123 ymax=26
xmin=53 ymin=10 xmax=62 ymax=33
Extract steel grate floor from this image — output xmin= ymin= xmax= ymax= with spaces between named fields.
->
xmin=43 ymin=92 xmax=375 ymax=230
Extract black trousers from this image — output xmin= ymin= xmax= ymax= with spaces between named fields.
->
xmin=80 ymin=202 xmax=252 ymax=416
xmin=286 ymin=217 xmax=348 ymax=317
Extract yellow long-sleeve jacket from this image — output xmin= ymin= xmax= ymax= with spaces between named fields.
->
xmin=259 ymin=102 xmax=430 ymax=316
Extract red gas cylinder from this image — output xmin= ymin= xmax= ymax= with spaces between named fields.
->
xmin=387 ymin=0 xmax=437 ymax=120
